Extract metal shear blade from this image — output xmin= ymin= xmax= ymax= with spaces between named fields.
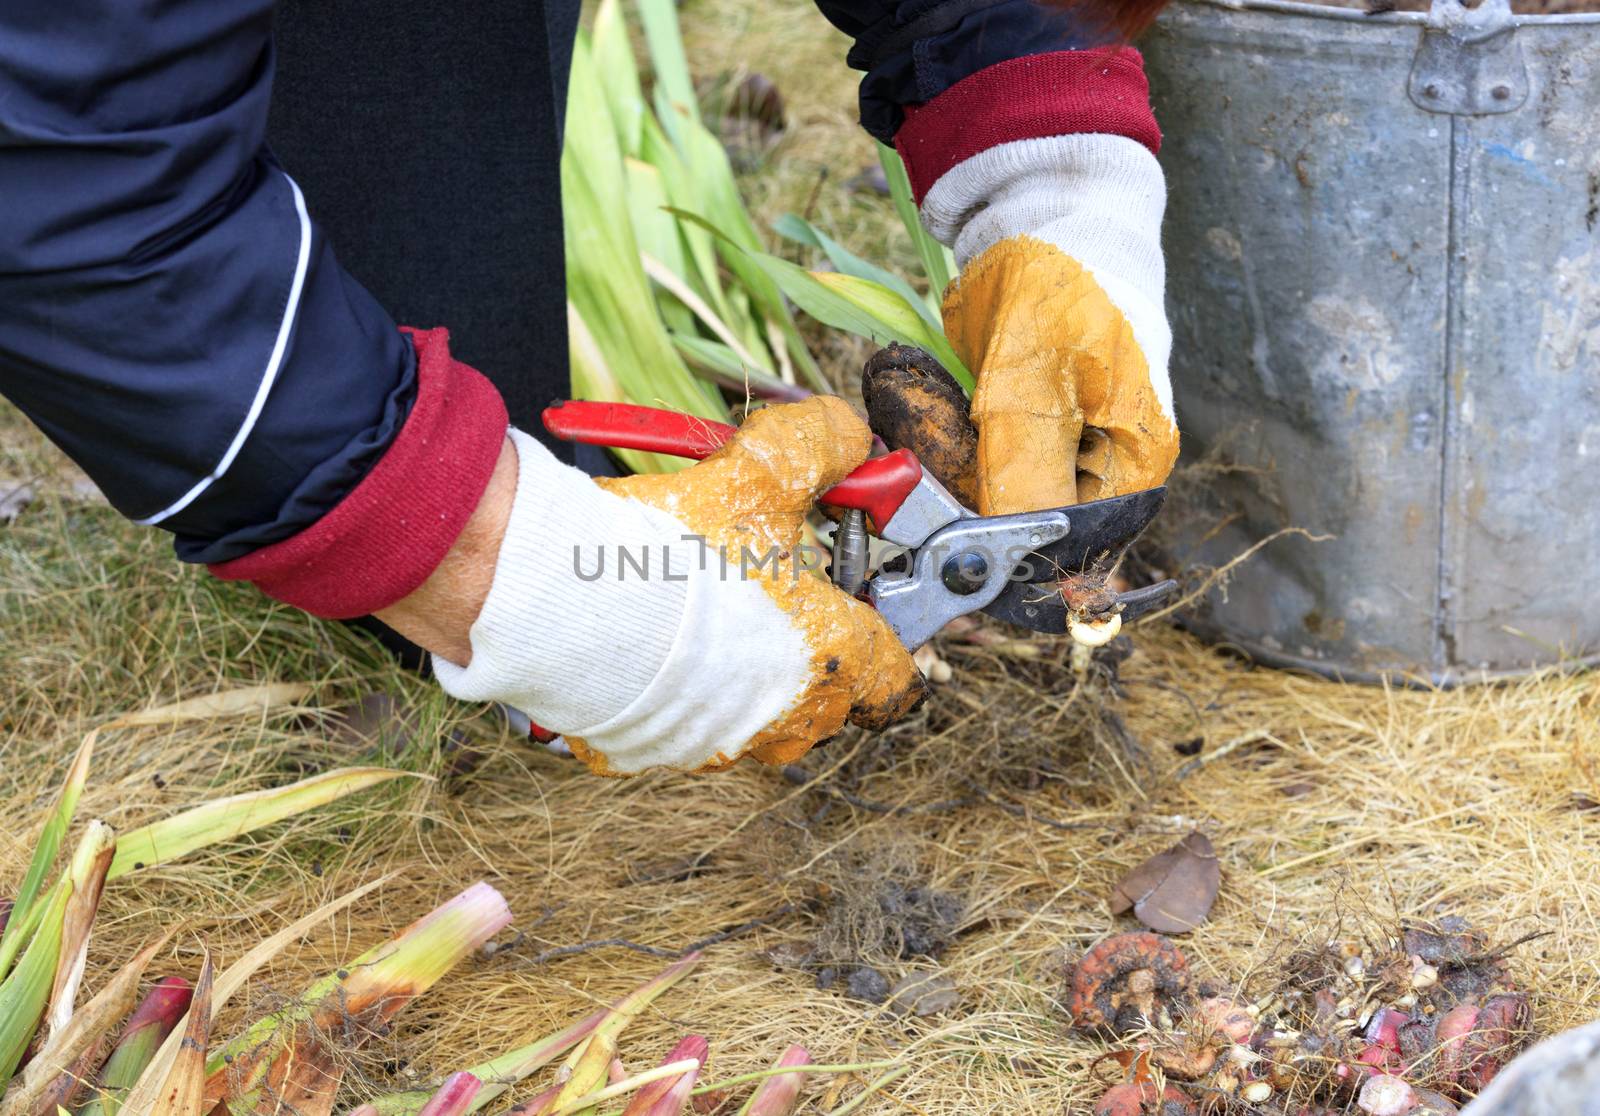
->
xmin=979 ymin=486 xmax=1177 ymax=635
xmin=1010 ymin=486 xmax=1170 ymax=583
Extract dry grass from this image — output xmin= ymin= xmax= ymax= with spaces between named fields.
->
xmin=4 ymin=436 xmax=1597 ymax=1113
xmin=3 ymin=1 xmax=1599 ymax=1113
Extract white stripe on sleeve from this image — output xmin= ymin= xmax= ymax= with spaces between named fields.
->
xmin=136 ymin=172 xmax=313 ymax=526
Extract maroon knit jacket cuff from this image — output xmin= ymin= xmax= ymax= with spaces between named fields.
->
xmin=209 ymin=327 xmax=509 ymax=619
xmin=894 ymin=47 xmax=1162 ymax=205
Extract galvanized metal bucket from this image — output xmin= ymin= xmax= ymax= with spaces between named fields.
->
xmin=1142 ymin=0 xmax=1600 ymax=684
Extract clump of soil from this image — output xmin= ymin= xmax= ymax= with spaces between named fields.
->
xmin=761 ymin=841 xmax=966 ymax=1005
xmin=860 ymin=343 xmax=980 ymax=509
xmin=1071 ymin=915 xmax=1539 ymax=1113
xmin=833 ymin=877 xmax=965 ymax=960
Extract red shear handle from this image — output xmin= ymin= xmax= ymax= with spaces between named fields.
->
xmin=821 ymin=450 xmax=921 ymax=535
xmin=541 ymin=401 xmax=923 ymax=533
xmin=543 ymin=400 xmax=736 ymax=460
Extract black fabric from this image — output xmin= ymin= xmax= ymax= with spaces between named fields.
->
xmin=813 ymin=0 xmax=1096 ymax=142
xmin=269 ymin=0 xmax=581 ymax=446
xmin=0 ymin=0 xmax=581 ymax=568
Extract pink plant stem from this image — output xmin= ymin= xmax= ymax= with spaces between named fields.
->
xmin=742 ymin=1045 xmax=813 ymax=1116
xmin=416 ymin=1073 xmax=483 ymax=1116
xmin=620 ymin=1036 xmax=709 ymax=1116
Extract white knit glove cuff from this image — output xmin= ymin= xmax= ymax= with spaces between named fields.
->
xmin=431 ymin=428 xmax=687 ymax=730
xmin=431 ymin=429 xmax=813 ymax=774
xmin=920 ymin=133 xmax=1166 ymax=276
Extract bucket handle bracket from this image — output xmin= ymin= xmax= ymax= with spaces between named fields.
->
xmin=1408 ymin=0 xmax=1528 ymax=115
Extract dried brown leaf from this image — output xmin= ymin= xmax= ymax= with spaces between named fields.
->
xmin=1109 ymin=831 xmax=1220 ymax=934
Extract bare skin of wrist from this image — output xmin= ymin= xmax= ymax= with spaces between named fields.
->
xmin=373 ymin=436 xmax=518 ymax=666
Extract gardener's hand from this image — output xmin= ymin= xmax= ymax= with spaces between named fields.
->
xmin=943 ymin=227 xmax=1180 ymax=514
xmin=915 ymin=101 xmax=1180 ymax=514
xmin=423 ymin=397 xmax=925 ymax=777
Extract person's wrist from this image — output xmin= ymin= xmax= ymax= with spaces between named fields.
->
xmin=372 ymin=435 xmax=519 ymax=665
xmin=207 ymin=328 xmax=510 ymax=620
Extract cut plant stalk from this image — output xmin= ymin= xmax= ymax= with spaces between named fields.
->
xmin=148 ymin=957 xmax=211 ymax=1116
xmin=617 ymin=1037 xmax=705 ymax=1116
xmin=202 ymin=883 xmax=512 ymax=1116
xmin=118 ymin=878 xmax=392 ymax=1116
xmin=415 ymin=1074 xmax=482 ymax=1116
xmin=21 ymin=1040 xmax=100 ymax=1116
xmin=819 ymin=1065 xmax=911 ymax=1116
xmin=582 ymin=954 xmax=702 ymax=1058
xmin=735 ymin=1046 xmax=812 ymax=1116
xmin=108 ymin=767 xmax=414 ymax=880
xmin=547 ymin=1033 xmax=619 ymax=1116
xmin=0 ymin=876 xmax=72 ymax=1085
xmin=366 ymin=1009 xmax=606 ymax=1116
xmin=503 ymin=1085 xmax=561 ymax=1116
xmin=0 ymin=735 xmax=92 ymax=981
xmin=49 ymin=820 xmax=116 ymax=1036
xmin=540 ymin=1056 xmax=702 ymax=1116
xmin=368 ymin=952 xmax=701 ymax=1116
xmin=109 ymin=683 xmax=313 ymax=729
xmin=692 ymin=1060 xmax=896 ymax=1099
xmin=543 ymin=954 xmax=700 ymax=1116
xmin=0 ymin=742 xmax=401 ymax=1103
xmin=76 ymin=978 xmax=193 ymax=1116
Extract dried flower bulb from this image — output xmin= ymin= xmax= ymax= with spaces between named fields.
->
xmin=1358 ymin=1074 xmax=1418 ymax=1116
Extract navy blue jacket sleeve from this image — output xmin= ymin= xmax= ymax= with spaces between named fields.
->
xmin=811 ymin=0 xmax=1097 ymax=142
xmin=0 ymin=0 xmax=417 ymax=564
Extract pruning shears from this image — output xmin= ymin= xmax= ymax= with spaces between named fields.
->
xmin=542 ymin=400 xmax=1177 ymax=651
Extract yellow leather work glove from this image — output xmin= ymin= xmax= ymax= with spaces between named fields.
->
xmin=579 ymin=397 xmax=926 ymax=773
xmin=944 ymin=232 xmax=1180 ymax=514
xmin=897 ymin=49 xmax=1181 ymax=514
